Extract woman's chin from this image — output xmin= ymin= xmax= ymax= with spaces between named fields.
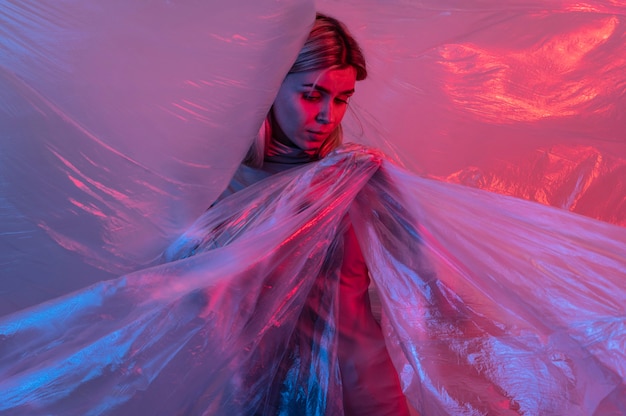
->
xmin=302 ymin=148 xmax=321 ymax=157
xmin=295 ymin=140 xmax=323 ymax=153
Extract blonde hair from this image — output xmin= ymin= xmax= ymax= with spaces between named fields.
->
xmin=244 ymin=12 xmax=367 ymax=167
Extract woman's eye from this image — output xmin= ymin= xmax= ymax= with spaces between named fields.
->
xmin=335 ymin=97 xmax=350 ymax=105
xmin=303 ymin=93 xmax=321 ymax=101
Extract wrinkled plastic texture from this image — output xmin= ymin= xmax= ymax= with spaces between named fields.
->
xmin=327 ymin=0 xmax=626 ymax=224
xmin=1 ymin=0 xmax=626 ymax=415
xmin=1 ymin=145 xmax=624 ymax=415
xmin=0 ymin=0 xmax=315 ymax=314
xmin=2 ymin=1 xmax=625 ymax=314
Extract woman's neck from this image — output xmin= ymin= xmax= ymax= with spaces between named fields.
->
xmin=264 ymin=138 xmax=317 ymax=165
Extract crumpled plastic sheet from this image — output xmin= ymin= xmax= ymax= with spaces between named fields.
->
xmin=0 ymin=0 xmax=314 ymax=314
xmin=1 ymin=0 xmax=625 ymax=315
xmin=1 ymin=0 xmax=625 ymax=414
xmin=0 ymin=145 xmax=624 ymax=415
xmin=325 ymin=0 xmax=626 ymax=226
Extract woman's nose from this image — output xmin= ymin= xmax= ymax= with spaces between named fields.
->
xmin=316 ymin=102 xmax=334 ymax=124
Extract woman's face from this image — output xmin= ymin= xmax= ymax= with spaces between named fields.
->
xmin=271 ymin=67 xmax=357 ymax=154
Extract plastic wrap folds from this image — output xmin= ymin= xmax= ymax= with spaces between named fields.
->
xmin=322 ymin=0 xmax=626 ymax=225
xmin=0 ymin=0 xmax=315 ymax=314
xmin=1 ymin=145 xmax=624 ymax=415
xmin=2 ymin=0 xmax=626 ymax=317
xmin=1 ymin=1 xmax=626 ymax=414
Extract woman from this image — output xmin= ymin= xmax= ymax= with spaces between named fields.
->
xmin=210 ymin=13 xmax=412 ymax=416
xmin=166 ymin=12 xmax=411 ymax=415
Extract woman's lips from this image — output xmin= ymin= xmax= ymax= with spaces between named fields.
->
xmin=308 ymin=130 xmax=330 ymax=137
